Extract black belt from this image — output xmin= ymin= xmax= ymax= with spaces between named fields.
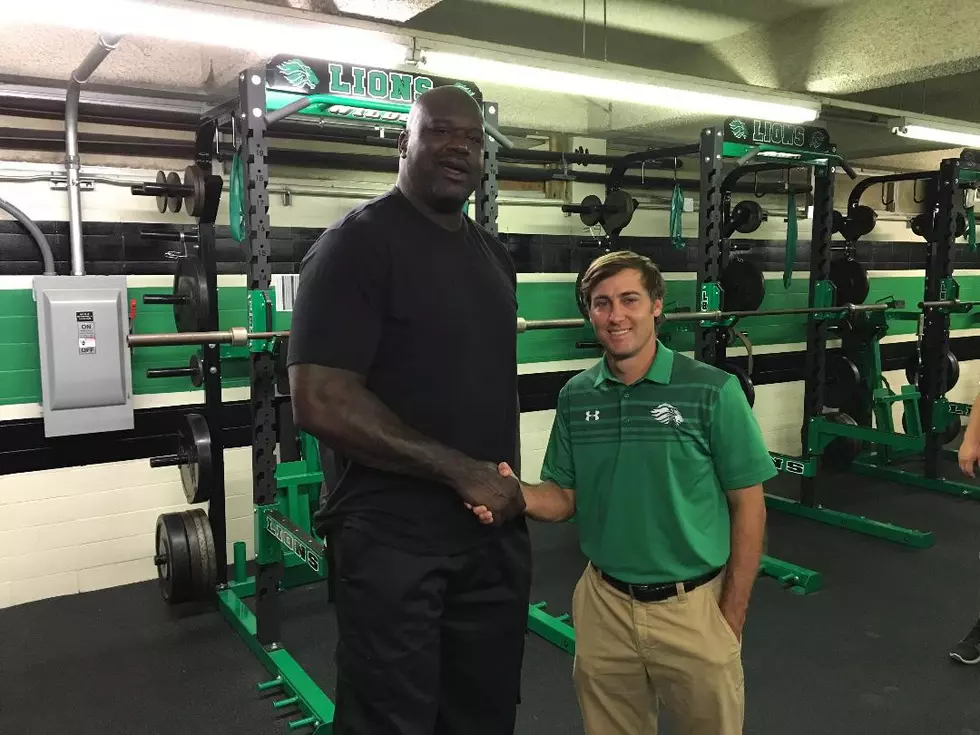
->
xmin=595 ymin=565 xmax=721 ymax=602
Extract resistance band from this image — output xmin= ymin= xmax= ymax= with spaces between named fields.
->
xmin=230 ymin=154 xmax=246 ymax=243
xmin=784 ymin=193 xmax=797 ymax=289
xmin=670 ymin=185 xmax=685 ymax=249
xmin=968 ymin=208 xmax=977 ymax=253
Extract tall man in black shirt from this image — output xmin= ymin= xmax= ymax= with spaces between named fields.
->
xmin=287 ymin=85 xmax=530 ymax=735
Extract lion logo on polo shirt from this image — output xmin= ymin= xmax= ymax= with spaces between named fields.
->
xmin=651 ymin=403 xmax=684 ymax=427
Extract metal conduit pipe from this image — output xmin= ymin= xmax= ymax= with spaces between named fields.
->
xmin=65 ymin=33 xmax=122 ymax=276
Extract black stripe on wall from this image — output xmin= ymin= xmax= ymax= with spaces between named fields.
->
xmin=3 ymin=219 xmax=979 ymax=276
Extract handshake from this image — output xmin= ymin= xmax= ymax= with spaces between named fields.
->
xmin=458 ymin=461 xmax=525 ymax=527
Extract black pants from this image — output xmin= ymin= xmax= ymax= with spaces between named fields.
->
xmin=330 ymin=520 xmax=532 ymax=735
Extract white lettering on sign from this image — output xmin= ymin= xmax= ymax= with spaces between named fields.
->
xmin=771 ymin=456 xmax=807 ymax=475
xmin=752 ymin=120 xmax=805 ymax=148
xmin=266 ymin=515 xmax=321 ymax=573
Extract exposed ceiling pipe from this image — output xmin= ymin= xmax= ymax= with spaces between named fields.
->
xmin=65 ymin=33 xmax=123 ymax=276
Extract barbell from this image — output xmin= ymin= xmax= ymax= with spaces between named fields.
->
xmin=128 ymin=301 xmax=899 ymax=350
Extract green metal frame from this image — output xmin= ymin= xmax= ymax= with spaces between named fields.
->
xmin=758 ymin=554 xmax=824 ymax=595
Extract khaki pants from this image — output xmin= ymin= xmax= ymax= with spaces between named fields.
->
xmin=571 ymin=564 xmax=745 ymax=735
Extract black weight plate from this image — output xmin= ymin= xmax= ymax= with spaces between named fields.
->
xmin=184 ymin=165 xmax=206 ymax=218
xmin=603 ymin=189 xmax=636 ymax=236
xmin=179 ymin=412 xmax=212 ymax=505
xmin=575 ymin=264 xmax=590 ymax=318
xmin=720 ymin=258 xmax=765 ymax=311
xmin=155 ymin=513 xmax=194 ymax=605
xmin=824 ymin=354 xmax=862 ymax=410
xmin=189 ymin=354 xmax=204 ymax=388
xmin=822 ymin=412 xmax=862 ymax=471
xmin=182 ymin=509 xmax=216 ymax=600
xmin=910 ymin=213 xmax=931 ymax=240
xmin=579 ymin=194 xmax=603 ymax=227
xmin=166 ymin=171 xmax=183 ymax=214
xmin=828 ymin=257 xmax=869 ymax=305
xmin=722 ymin=361 xmax=755 ymax=408
xmin=273 ymin=337 xmax=291 ymax=395
xmin=173 ymin=255 xmax=209 ymax=332
xmin=902 ymin=409 xmax=962 ymax=443
xmin=905 ymin=352 xmax=960 ymax=390
xmin=832 ymin=210 xmax=846 ymax=235
xmin=943 ymin=417 xmax=963 ymax=444
xmin=154 ymin=170 xmax=167 ymax=214
xmin=733 ymin=200 xmax=765 ymax=234
xmin=846 ymin=205 xmax=877 ymax=239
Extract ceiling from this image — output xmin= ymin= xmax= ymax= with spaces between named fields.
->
xmin=0 ymin=0 xmax=977 ymax=171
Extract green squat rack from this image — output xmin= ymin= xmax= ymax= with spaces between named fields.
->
xmin=839 ymin=152 xmax=980 ymax=495
xmin=684 ymin=117 xmax=861 ymax=595
xmin=727 ymin=148 xmax=980 ymax=554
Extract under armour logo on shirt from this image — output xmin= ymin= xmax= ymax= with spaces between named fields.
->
xmin=651 ymin=403 xmax=684 ymax=427
xmin=585 ymin=410 xmax=600 ymax=421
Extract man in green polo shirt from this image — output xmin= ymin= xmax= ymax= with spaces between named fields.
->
xmin=472 ymin=250 xmax=774 ymax=734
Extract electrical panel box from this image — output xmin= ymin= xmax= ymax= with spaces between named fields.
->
xmin=33 ymin=275 xmax=134 ymax=437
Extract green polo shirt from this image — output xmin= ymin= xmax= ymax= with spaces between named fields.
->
xmin=540 ymin=341 xmax=776 ymax=584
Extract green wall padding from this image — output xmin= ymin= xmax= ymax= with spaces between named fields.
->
xmin=1 ymin=274 xmax=978 ymax=406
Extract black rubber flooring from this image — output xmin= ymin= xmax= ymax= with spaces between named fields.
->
xmin=5 ymin=458 xmax=980 ymax=734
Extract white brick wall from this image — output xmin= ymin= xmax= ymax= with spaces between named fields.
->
xmin=0 ymin=447 xmax=256 ymax=608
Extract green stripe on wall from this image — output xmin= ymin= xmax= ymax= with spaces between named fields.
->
xmin=0 ymin=275 xmax=977 ymax=406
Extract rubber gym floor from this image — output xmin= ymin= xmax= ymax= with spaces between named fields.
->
xmin=6 ymin=456 xmax=980 ymax=734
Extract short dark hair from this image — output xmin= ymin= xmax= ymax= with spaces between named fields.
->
xmin=579 ymin=251 xmax=666 ymax=309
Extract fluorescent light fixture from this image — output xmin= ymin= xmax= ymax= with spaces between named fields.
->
xmin=420 ymin=51 xmax=820 ymax=124
xmin=2 ymin=0 xmax=408 ymax=68
xmin=890 ymin=117 xmax=980 ymax=148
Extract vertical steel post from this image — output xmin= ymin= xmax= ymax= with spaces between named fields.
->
xmin=920 ymin=158 xmax=958 ymax=477
xmin=695 ymin=126 xmax=725 ymax=365
xmin=476 ymin=101 xmax=500 ymax=235
xmin=193 ymin=118 xmax=228 ymax=585
xmin=239 ymin=67 xmax=282 ymax=647
xmin=800 ymin=161 xmax=835 ymax=506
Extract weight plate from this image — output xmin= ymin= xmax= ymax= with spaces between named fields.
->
xmin=184 ymin=165 xmax=206 ymax=218
xmin=166 ymin=171 xmax=183 ymax=214
xmin=722 ymin=361 xmax=755 ymax=408
xmin=154 ymin=170 xmax=167 ymax=214
xmin=822 ymin=412 xmax=862 ymax=471
xmin=733 ymin=200 xmax=765 ymax=234
xmin=845 ymin=205 xmax=877 ymax=240
xmin=721 ymin=257 xmax=766 ymax=311
xmin=832 ymin=210 xmax=846 ymax=235
xmin=828 ymin=257 xmax=869 ymax=305
xmin=603 ymin=189 xmax=635 ymax=236
xmin=910 ymin=213 xmax=932 ymax=240
xmin=943 ymin=417 xmax=964 ymax=444
xmin=904 ymin=351 xmax=960 ymax=390
xmin=579 ymin=194 xmax=603 ymax=228
xmin=172 ymin=254 xmax=209 ymax=333
xmin=179 ymin=412 xmax=213 ymax=505
xmin=182 ymin=509 xmax=216 ymax=600
xmin=189 ymin=354 xmax=204 ymax=388
xmin=155 ymin=513 xmax=194 ymax=605
xmin=902 ymin=409 xmax=962 ymax=444
xmin=575 ymin=263 xmax=591 ymax=318
xmin=273 ymin=337 xmax=291 ymax=395
xmin=824 ymin=354 xmax=862 ymax=411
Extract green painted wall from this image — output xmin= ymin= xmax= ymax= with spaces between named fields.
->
xmin=1 ymin=274 xmax=978 ymax=406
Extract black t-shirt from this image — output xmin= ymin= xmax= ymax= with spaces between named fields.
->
xmin=286 ymin=188 xmax=524 ymax=555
